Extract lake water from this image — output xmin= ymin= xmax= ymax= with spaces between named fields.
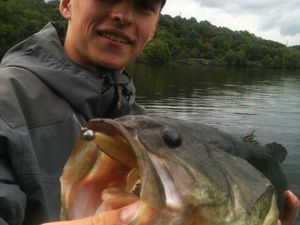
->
xmin=128 ymin=64 xmax=300 ymax=224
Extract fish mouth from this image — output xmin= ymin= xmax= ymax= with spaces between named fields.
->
xmin=60 ymin=119 xmax=183 ymax=222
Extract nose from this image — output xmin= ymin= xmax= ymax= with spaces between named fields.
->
xmin=111 ymin=1 xmax=134 ymax=26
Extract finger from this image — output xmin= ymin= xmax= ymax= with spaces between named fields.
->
xmin=92 ymin=201 xmax=140 ymax=225
xmin=41 ymin=202 xmax=140 ymax=225
xmin=281 ymin=190 xmax=300 ymax=225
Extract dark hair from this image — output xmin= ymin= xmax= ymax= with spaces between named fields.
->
xmin=161 ymin=0 xmax=166 ymax=8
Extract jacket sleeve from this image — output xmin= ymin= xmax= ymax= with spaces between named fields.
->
xmin=0 ymin=118 xmax=27 ymax=225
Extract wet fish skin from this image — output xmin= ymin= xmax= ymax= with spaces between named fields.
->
xmin=60 ymin=115 xmax=288 ymax=225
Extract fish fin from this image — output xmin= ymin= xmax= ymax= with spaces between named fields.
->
xmin=242 ymin=130 xmax=259 ymax=144
xmin=263 ymin=142 xmax=287 ymax=163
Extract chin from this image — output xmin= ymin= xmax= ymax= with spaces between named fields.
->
xmin=96 ymin=58 xmax=130 ymax=71
xmin=98 ymin=61 xmax=124 ymax=71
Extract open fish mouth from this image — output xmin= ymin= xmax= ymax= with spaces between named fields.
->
xmin=60 ymin=118 xmax=183 ymax=223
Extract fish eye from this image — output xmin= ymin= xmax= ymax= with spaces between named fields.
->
xmin=162 ymin=128 xmax=182 ymax=148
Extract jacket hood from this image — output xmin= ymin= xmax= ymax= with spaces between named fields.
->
xmin=1 ymin=21 xmax=137 ymax=120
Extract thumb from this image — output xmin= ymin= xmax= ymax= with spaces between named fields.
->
xmin=92 ymin=201 xmax=140 ymax=225
xmin=280 ymin=190 xmax=299 ymax=225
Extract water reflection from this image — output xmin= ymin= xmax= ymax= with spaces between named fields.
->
xmin=128 ymin=64 xmax=300 ymax=224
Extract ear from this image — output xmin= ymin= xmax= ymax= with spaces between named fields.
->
xmin=60 ymin=0 xmax=72 ymax=19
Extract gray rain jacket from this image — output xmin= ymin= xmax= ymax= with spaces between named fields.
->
xmin=0 ymin=21 xmax=146 ymax=225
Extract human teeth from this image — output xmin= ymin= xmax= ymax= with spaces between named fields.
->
xmin=101 ymin=32 xmax=129 ymax=44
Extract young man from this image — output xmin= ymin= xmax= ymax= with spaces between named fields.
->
xmin=0 ymin=0 xmax=298 ymax=225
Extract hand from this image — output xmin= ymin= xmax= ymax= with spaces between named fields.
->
xmin=277 ymin=190 xmax=300 ymax=225
xmin=42 ymin=201 xmax=140 ymax=225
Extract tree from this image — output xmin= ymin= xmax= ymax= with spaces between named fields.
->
xmin=140 ymin=39 xmax=170 ymax=65
xmin=235 ymin=50 xmax=248 ymax=67
xmin=224 ymin=50 xmax=236 ymax=66
xmin=0 ymin=0 xmax=61 ymax=58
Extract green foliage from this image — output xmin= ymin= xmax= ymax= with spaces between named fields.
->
xmin=1 ymin=4 xmax=300 ymax=69
xmin=139 ymin=14 xmax=300 ymax=69
xmin=140 ymin=39 xmax=170 ymax=65
xmin=0 ymin=0 xmax=61 ymax=58
xmin=291 ymin=45 xmax=300 ymax=51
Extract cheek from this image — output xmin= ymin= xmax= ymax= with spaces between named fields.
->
xmin=139 ymin=24 xmax=156 ymax=44
xmin=138 ymin=13 xmax=158 ymax=35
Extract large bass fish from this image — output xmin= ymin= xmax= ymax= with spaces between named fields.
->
xmin=60 ymin=115 xmax=287 ymax=225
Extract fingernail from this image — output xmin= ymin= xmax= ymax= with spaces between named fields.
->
xmin=286 ymin=190 xmax=297 ymax=202
xmin=120 ymin=202 xmax=140 ymax=223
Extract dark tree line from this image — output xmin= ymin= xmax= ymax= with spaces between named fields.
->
xmin=292 ymin=45 xmax=300 ymax=51
xmin=0 ymin=0 xmax=61 ymax=57
xmin=1 ymin=1 xmax=300 ymax=69
xmin=140 ymin=15 xmax=300 ymax=69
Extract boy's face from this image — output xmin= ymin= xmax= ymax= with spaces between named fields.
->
xmin=60 ymin=0 xmax=161 ymax=71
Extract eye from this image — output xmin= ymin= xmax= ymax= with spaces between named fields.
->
xmin=162 ymin=128 xmax=182 ymax=148
xmin=135 ymin=0 xmax=159 ymax=13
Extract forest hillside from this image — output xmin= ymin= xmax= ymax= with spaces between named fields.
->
xmin=1 ymin=0 xmax=300 ymax=69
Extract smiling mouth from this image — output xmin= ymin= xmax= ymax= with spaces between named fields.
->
xmin=97 ymin=31 xmax=132 ymax=44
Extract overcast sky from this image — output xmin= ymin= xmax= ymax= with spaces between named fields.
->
xmin=161 ymin=0 xmax=300 ymax=46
